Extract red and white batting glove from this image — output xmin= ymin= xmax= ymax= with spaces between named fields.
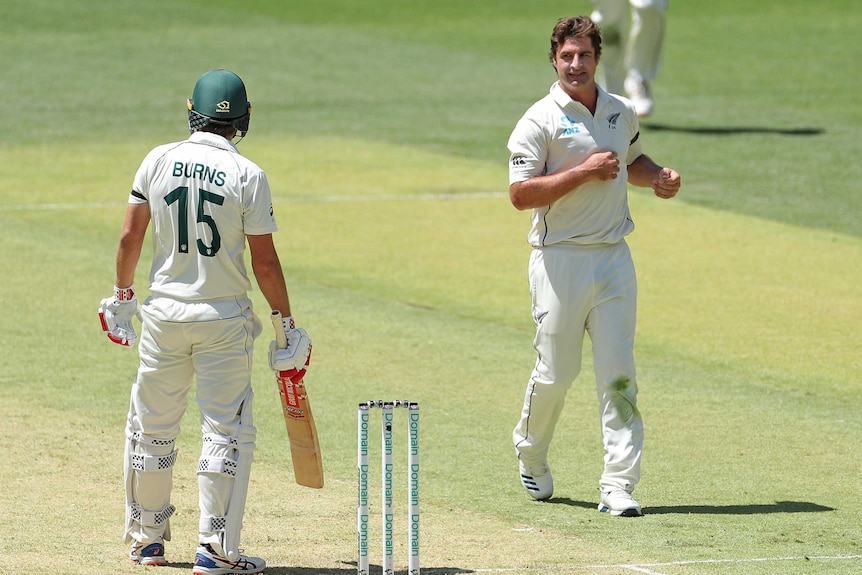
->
xmin=269 ymin=315 xmax=312 ymax=383
xmin=98 ymin=285 xmax=142 ymax=347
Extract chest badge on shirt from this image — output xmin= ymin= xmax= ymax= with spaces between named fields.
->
xmin=606 ymin=113 xmax=620 ymax=130
xmin=561 ymin=116 xmax=584 ymax=135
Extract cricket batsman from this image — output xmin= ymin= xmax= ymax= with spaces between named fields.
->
xmin=98 ymin=69 xmax=312 ymax=573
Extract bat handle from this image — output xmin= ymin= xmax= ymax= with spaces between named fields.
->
xmin=271 ymin=310 xmax=288 ymax=349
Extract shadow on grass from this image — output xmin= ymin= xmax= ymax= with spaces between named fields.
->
xmin=264 ymin=564 xmax=474 ymax=574
xmin=552 ymin=498 xmax=835 ymax=515
xmin=642 ymin=123 xmax=824 ymax=136
xmin=163 ymin=563 xmax=473 ymax=574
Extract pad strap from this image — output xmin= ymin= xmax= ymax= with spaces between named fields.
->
xmin=128 ymin=431 xmax=176 ymax=447
xmin=202 ymin=432 xmax=238 ymax=447
xmin=200 ymin=515 xmax=228 ymax=533
xmin=197 ymin=456 xmax=238 ymax=477
xmin=202 ymin=429 xmax=256 ymax=453
xmin=130 ymin=502 xmax=176 ymax=528
xmin=131 ymin=449 xmax=178 ymax=472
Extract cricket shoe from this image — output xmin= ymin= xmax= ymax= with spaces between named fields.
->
xmin=130 ymin=539 xmax=167 ymax=566
xmin=624 ymin=77 xmax=653 ymax=118
xmin=193 ymin=544 xmax=265 ymax=575
xmin=519 ymin=461 xmax=553 ymax=501
xmin=598 ymin=488 xmax=643 ymax=517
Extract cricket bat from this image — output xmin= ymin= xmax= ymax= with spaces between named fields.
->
xmin=271 ymin=311 xmax=324 ymax=488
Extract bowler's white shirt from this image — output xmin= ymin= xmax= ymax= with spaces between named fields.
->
xmin=508 ymin=82 xmax=643 ymax=247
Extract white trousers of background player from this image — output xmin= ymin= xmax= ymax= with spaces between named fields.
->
xmin=591 ymin=0 xmax=667 ymax=95
xmin=513 ymin=242 xmax=643 ymax=492
xmin=124 ymin=297 xmax=262 ymax=560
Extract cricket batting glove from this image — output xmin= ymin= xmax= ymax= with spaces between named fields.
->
xmin=98 ymin=285 xmax=142 ymax=347
xmin=269 ymin=316 xmax=312 ymax=383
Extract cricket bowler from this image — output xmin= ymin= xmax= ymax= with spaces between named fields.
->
xmin=507 ymin=16 xmax=681 ymax=516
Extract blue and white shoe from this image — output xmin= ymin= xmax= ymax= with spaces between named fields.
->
xmin=598 ymin=489 xmax=643 ymax=517
xmin=519 ymin=461 xmax=553 ymax=501
xmin=192 ymin=543 xmax=265 ymax=575
xmin=130 ymin=539 xmax=167 ymax=566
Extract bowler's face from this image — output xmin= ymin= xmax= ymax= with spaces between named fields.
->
xmin=553 ymin=36 xmax=598 ymax=99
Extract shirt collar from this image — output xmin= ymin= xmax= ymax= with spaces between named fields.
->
xmin=188 ymin=130 xmax=239 ymax=153
xmin=550 ymin=80 xmax=610 ymax=113
xmin=549 ymin=81 xmax=572 ymax=108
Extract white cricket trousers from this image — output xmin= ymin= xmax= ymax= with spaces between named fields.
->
xmin=591 ymin=0 xmax=668 ymax=94
xmin=125 ymin=296 xmax=262 ymax=546
xmin=513 ymin=241 xmax=643 ymax=492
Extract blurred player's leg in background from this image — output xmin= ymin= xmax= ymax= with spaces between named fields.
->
xmin=592 ymin=0 xmax=668 ymax=117
xmin=591 ymin=0 xmax=629 ymax=96
xmin=624 ymin=0 xmax=667 ymax=117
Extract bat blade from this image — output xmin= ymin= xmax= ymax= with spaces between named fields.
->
xmin=272 ymin=311 xmax=324 ymax=488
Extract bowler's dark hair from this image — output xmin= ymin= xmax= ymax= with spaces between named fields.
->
xmin=549 ymin=16 xmax=603 ymax=65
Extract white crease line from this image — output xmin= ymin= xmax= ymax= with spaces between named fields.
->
xmin=589 ymin=554 xmax=862 ymax=571
xmin=0 ymin=191 xmax=506 ymax=212
xmin=469 ymin=555 xmax=862 ymax=574
xmin=467 ymin=567 xmax=666 ymax=574
xmin=275 ymin=191 xmax=505 ymax=203
xmin=0 ymin=202 xmax=126 ymax=211
xmin=619 ymin=567 xmax=668 ymax=575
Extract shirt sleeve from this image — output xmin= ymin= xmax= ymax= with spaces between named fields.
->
xmin=508 ymin=115 xmax=548 ymax=185
xmin=129 ymin=155 xmax=152 ymax=205
xmin=242 ymin=168 xmax=278 ymax=235
xmin=625 ymin=104 xmax=643 ymax=165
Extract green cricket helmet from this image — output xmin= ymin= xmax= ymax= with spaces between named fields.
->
xmin=187 ymin=69 xmax=252 ymax=136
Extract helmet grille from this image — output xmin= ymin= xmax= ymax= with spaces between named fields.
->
xmin=188 ymin=109 xmax=211 ymax=132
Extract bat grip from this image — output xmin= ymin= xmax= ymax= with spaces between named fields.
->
xmin=271 ymin=310 xmax=288 ymax=349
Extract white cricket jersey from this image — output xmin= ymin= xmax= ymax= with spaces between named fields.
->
xmin=508 ymin=82 xmax=643 ymax=247
xmin=129 ymin=131 xmax=277 ymax=301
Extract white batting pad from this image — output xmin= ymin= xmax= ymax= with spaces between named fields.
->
xmin=124 ymin=432 xmax=178 ymax=544
xmin=197 ymin=389 xmax=257 ymax=560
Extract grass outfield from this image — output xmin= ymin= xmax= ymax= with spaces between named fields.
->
xmin=1 ymin=1 xmax=861 ymax=574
